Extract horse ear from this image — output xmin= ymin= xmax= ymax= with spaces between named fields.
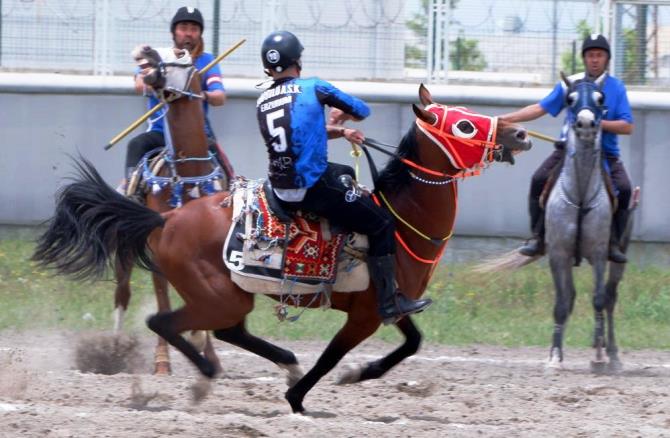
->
xmin=560 ymin=71 xmax=571 ymax=88
xmin=418 ymin=83 xmax=433 ymax=107
xmin=412 ymin=104 xmax=437 ymax=125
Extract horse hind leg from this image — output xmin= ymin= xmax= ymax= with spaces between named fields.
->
xmin=590 ymin=259 xmax=609 ymax=374
xmin=147 ymin=308 xmax=217 ymax=378
xmin=604 ymin=263 xmax=625 ymax=372
xmin=113 ymin=256 xmax=133 ymax=333
xmin=337 ymin=316 xmax=421 ymax=385
xmin=213 ymin=321 xmax=303 ymax=387
xmin=152 ymin=273 xmax=173 ymax=375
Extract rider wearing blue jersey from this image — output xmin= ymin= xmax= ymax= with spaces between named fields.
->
xmin=124 ymin=6 xmax=232 ymax=184
xmin=500 ymin=34 xmax=634 ymax=263
xmin=256 ymin=31 xmax=431 ymax=323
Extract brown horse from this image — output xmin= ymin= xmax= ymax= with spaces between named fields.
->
xmin=33 ymin=82 xmax=531 ymax=413
xmin=113 ymin=45 xmax=227 ymax=374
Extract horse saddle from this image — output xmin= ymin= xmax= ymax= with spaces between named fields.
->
xmin=222 ymin=178 xmax=370 ymax=295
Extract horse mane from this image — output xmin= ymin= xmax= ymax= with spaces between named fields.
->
xmin=375 ymin=123 xmax=419 ymax=193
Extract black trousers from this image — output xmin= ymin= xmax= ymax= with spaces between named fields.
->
xmin=125 ymin=131 xmax=220 ymax=175
xmin=529 ymin=148 xmax=631 ymax=211
xmin=277 ymin=164 xmax=395 ymax=257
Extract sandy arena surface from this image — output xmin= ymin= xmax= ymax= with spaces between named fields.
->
xmin=1 ymin=330 xmax=669 ymax=437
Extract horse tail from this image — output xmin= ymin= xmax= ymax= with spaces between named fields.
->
xmin=32 ymin=156 xmax=165 ymax=281
xmin=472 ymin=249 xmax=542 ymax=273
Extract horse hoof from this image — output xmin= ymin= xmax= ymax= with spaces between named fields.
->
xmin=198 ymin=360 xmax=217 ymax=379
xmin=590 ymin=360 xmax=607 ymax=374
xmin=607 ymin=359 xmax=623 ymax=374
xmin=545 ymin=355 xmax=563 ymax=373
xmin=153 ymin=362 xmax=171 ymax=376
xmin=336 ymin=363 xmax=363 ymax=385
xmin=278 ymin=363 xmax=305 ymax=388
xmin=285 ymin=388 xmax=305 ymax=413
xmin=191 ymin=377 xmax=213 ymax=403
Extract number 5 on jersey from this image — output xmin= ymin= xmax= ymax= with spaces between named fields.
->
xmin=266 ymin=109 xmax=287 ymax=152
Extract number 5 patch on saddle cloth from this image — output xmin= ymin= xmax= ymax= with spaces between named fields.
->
xmin=223 ymin=179 xmax=370 ymax=295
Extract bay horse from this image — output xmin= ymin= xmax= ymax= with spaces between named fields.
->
xmin=113 ymin=45 xmax=227 ymax=374
xmin=479 ymin=73 xmax=637 ymax=372
xmin=33 ymin=83 xmax=531 ymax=413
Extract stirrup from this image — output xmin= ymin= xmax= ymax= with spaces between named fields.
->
xmin=380 ymin=295 xmax=432 ymax=325
xmin=519 ymin=238 xmax=544 ymax=257
xmin=608 ymin=244 xmax=627 ymax=264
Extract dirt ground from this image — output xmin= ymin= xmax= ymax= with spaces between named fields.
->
xmin=1 ymin=331 xmax=669 ymax=437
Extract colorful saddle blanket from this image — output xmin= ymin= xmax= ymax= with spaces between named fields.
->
xmin=223 ymin=179 xmax=369 ymax=294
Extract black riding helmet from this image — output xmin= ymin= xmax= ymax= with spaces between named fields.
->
xmin=582 ymin=34 xmax=610 ymax=58
xmin=261 ymin=31 xmax=304 ymax=74
xmin=171 ymin=6 xmax=204 ymax=33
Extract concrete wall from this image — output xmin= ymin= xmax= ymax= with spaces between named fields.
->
xmin=1 ymin=73 xmax=668 ymax=242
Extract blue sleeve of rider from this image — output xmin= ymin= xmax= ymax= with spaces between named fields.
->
xmin=611 ymin=82 xmax=633 ymax=124
xmin=196 ymin=53 xmax=225 ymax=92
xmin=539 ymin=82 xmax=565 ymax=117
xmin=203 ymin=64 xmax=224 ymax=92
xmin=314 ymin=79 xmax=370 ymax=119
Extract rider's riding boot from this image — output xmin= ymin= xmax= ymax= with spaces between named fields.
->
xmin=368 ymin=255 xmax=433 ymax=325
xmin=519 ymin=198 xmax=546 ymax=257
xmin=608 ymin=209 xmax=629 ymax=263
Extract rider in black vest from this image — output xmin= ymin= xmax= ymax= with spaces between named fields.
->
xmin=256 ymin=31 xmax=432 ymax=324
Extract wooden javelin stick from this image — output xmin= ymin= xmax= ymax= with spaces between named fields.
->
xmin=104 ymin=38 xmax=247 ymax=151
xmin=527 ymin=130 xmax=558 ymax=144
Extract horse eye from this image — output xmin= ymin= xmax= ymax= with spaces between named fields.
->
xmin=455 ymin=120 xmax=475 ymax=135
xmin=592 ymin=91 xmax=604 ymax=105
xmin=567 ymin=91 xmax=578 ymax=106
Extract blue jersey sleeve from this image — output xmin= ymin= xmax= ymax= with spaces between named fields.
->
xmin=313 ymin=79 xmax=370 ymax=120
xmin=195 ymin=53 xmax=225 ymax=92
xmin=610 ymin=81 xmax=633 ymax=124
xmin=539 ymin=82 xmax=565 ymax=117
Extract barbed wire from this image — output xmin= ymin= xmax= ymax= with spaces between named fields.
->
xmin=219 ymin=1 xmax=241 ymax=24
xmin=239 ymin=1 xmax=262 ymax=25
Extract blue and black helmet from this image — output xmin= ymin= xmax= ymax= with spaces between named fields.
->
xmin=582 ymin=34 xmax=610 ymax=58
xmin=171 ymin=6 xmax=204 ymax=33
xmin=261 ymin=31 xmax=304 ymax=73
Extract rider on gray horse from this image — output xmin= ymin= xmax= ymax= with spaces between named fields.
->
xmin=499 ymin=34 xmax=633 ymax=263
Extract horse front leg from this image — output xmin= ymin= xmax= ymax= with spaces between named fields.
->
xmin=591 ymin=258 xmax=608 ymax=373
xmin=547 ymin=256 xmax=576 ymax=369
xmin=285 ymin=315 xmax=379 ymax=413
xmin=213 ymin=320 xmax=303 ymax=387
xmin=337 ymin=316 xmax=421 ymax=384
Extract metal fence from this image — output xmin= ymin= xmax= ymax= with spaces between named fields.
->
xmin=0 ymin=0 xmax=668 ymax=87
xmin=610 ymin=1 xmax=670 ymax=87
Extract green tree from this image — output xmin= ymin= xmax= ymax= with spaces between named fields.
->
xmin=451 ymin=33 xmax=486 ymax=71
xmin=560 ymin=19 xmax=592 ymax=74
xmin=622 ymin=27 xmax=642 ymax=84
xmin=406 ymin=0 xmax=486 ymax=72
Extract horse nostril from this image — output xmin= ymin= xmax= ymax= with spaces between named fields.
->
xmin=516 ymin=130 xmax=527 ymax=140
xmin=576 ymin=121 xmax=583 ymax=128
xmin=590 ymin=121 xmax=595 ymax=128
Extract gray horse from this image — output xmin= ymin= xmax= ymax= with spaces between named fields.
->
xmin=546 ymin=73 xmax=617 ymax=371
xmin=479 ymin=73 xmax=638 ymax=372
